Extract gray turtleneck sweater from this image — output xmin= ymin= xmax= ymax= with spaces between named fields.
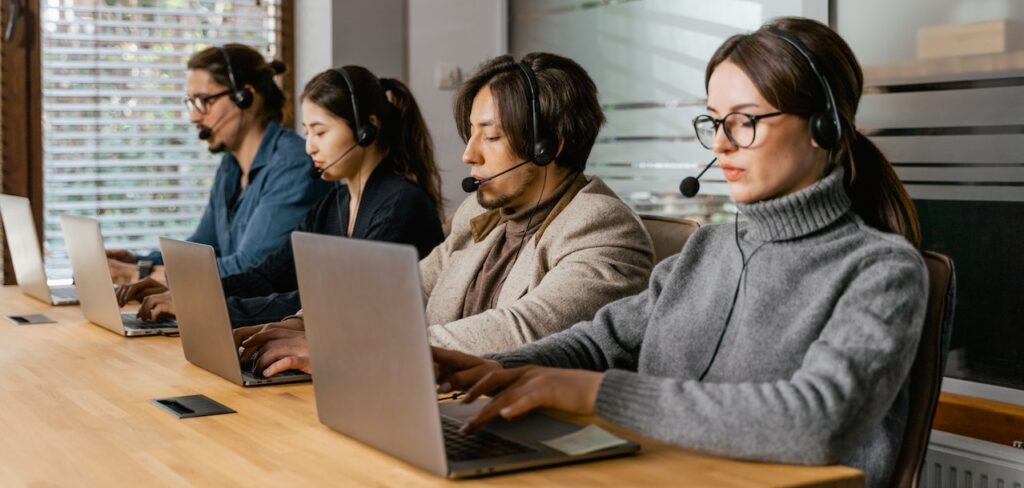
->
xmin=491 ymin=168 xmax=928 ymax=488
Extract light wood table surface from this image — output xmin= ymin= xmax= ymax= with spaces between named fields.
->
xmin=0 ymin=285 xmax=862 ymax=487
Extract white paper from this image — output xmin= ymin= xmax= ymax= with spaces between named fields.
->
xmin=541 ymin=424 xmax=629 ymax=456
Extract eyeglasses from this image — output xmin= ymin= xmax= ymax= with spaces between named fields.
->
xmin=692 ymin=111 xmax=784 ymax=149
xmin=183 ymin=89 xmax=232 ymax=114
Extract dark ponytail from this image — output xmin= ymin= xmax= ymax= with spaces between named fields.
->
xmin=301 ymin=67 xmax=444 ymax=213
xmin=845 ymin=132 xmax=921 ymax=247
xmin=378 ymin=77 xmax=444 ymax=212
xmin=706 ymin=17 xmax=921 ymax=247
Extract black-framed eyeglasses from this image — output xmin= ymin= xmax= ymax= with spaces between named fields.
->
xmin=692 ymin=111 xmax=784 ymax=149
xmin=183 ymin=89 xmax=232 ymax=114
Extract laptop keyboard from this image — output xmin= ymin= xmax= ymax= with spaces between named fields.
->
xmin=239 ymin=354 xmax=307 ymax=380
xmin=50 ymin=287 xmax=78 ymax=300
xmin=244 ymin=368 xmax=307 ymax=380
xmin=441 ymin=415 xmax=535 ymax=462
xmin=121 ymin=313 xmax=175 ymax=329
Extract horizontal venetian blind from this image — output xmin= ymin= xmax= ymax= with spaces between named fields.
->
xmin=41 ymin=0 xmax=283 ymax=279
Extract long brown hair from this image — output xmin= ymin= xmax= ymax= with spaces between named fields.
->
xmin=706 ymin=17 xmax=921 ymax=247
xmin=301 ymin=67 xmax=444 ymax=211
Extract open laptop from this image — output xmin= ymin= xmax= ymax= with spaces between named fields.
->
xmin=59 ymin=215 xmax=177 ymax=336
xmin=159 ymin=237 xmax=310 ymax=386
xmin=292 ymin=232 xmax=639 ymax=479
xmin=0 ymin=195 xmax=78 ymax=305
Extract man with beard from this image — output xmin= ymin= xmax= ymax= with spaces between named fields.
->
xmin=107 ymin=44 xmax=331 ymax=284
xmin=235 ymin=52 xmax=655 ymax=375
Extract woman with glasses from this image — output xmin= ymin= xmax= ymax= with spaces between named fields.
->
xmin=106 ymin=44 xmax=332 ymax=284
xmin=432 ymin=17 xmax=927 ymax=488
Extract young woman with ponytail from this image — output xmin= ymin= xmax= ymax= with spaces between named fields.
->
xmin=119 ymin=66 xmax=445 ymax=326
xmin=429 ymin=18 xmax=926 ymax=487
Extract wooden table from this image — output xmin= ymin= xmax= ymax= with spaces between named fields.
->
xmin=0 ymin=286 xmax=862 ymax=487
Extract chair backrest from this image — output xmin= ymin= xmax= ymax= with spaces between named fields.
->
xmin=639 ymin=215 xmax=700 ymax=264
xmin=890 ymin=251 xmax=956 ymax=488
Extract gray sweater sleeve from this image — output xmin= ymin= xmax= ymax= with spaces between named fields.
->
xmin=490 ymin=254 xmax=677 ymax=370
xmin=495 ymin=250 xmax=927 ymax=466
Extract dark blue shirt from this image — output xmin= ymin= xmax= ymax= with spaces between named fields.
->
xmin=188 ymin=121 xmax=331 ymax=276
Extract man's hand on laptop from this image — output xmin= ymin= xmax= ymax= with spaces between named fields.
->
xmin=233 ymin=316 xmax=305 ymax=348
xmin=108 ymin=258 xmax=139 ymax=285
xmin=433 ymin=347 xmax=503 ymax=395
xmin=238 ymin=327 xmax=310 ymax=376
xmin=433 ymin=346 xmax=603 ymax=434
xmin=137 ymin=291 xmax=175 ymax=321
xmin=116 ymin=277 xmax=168 ymax=307
xmin=106 ymin=248 xmax=136 ymax=264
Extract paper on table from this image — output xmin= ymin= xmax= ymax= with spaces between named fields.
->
xmin=541 ymin=424 xmax=629 ymax=456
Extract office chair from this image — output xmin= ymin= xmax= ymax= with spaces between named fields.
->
xmin=891 ymin=250 xmax=956 ymax=488
xmin=639 ymin=215 xmax=700 ymax=264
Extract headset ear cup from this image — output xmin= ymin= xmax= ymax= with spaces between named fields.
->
xmin=533 ymin=137 xmax=557 ymax=166
xmin=234 ymin=89 xmax=253 ymax=110
xmin=357 ymin=124 xmax=377 ymax=147
xmin=809 ymin=112 xmax=839 ymax=150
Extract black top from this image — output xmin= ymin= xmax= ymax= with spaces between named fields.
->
xmin=221 ymin=158 xmax=444 ymax=325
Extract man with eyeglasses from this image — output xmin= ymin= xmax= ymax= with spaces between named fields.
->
xmin=107 ymin=44 xmax=331 ymax=287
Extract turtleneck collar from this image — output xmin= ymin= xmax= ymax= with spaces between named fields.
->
xmin=736 ymin=166 xmax=851 ymax=242
xmin=500 ymin=170 xmax=578 ymax=237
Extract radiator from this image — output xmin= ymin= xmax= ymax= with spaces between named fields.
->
xmin=921 ymin=431 xmax=1024 ymax=488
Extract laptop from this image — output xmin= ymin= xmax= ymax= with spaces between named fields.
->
xmin=159 ymin=237 xmax=311 ymax=386
xmin=292 ymin=232 xmax=639 ymax=479
xmin=59 ymin=215 xmax=177 ymax=336
xmin=0 ymin=195 xmax=78 ymax=305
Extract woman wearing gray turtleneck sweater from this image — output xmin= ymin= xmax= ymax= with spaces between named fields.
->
xmin=434 ymin=17 xmax=927 ymax=488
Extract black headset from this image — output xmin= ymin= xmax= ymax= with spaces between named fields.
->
xmin=514 ymin=62 xmax=557 ymax=166
xmin=217 ymin=46 xmax=253 ymax=110
xmin=767 ymin=29 xmax=841 ymax=151
xmin=334 ymin=66 xmax=378 ymax=147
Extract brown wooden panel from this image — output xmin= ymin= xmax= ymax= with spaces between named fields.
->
xmin=0 ymin=0 xmax=43 ymax=284
xmin=279 ymin=0 xmax=295 ymax=128
xmin=933 ymin=392 xmax=1024 ymax=448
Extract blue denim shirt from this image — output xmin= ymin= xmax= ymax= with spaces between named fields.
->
xmin=187 ymin=121 xmax=331 ymax=276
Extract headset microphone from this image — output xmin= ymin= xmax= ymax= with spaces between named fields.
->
xmin=309 ymin=142 xmax=359 ymax=180
xmin=461 ymin=176 xmax=481 ymax=193
xmin=197 ymin=106 xmax=241 ymax=141
xmin=461 ymin=160 xmax=532 ymax=193
xmin=679 ymin=157 xmax=717 ymax=197
xmin=198 ymin=114 xmax=228 ymax=140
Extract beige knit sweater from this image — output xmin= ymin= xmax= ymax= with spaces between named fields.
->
xmin=421 ymin=174 xmax=654 ymax=355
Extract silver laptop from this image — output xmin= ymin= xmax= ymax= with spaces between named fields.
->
xmin=159 ymin=237 xmax=310 ymax=386
xmin=292 ymin=232 xmax=639 ymax=479
xmin=0 ymin=195 xmax=78 ymax=305
xmin=59 ymin=215 xmax=177 ymax=336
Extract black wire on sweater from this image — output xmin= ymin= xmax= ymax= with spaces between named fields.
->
xmin=697 ymin=212 xmax=769 ymax=381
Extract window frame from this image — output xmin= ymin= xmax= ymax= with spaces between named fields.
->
xmin=1 ymin=0 xmax=43 ymax=285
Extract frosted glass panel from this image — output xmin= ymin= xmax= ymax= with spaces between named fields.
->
xmin=838 ymin=1 xmax=1024 ymax=391
xmin=510 ymin=0 xmax=818 ymax=222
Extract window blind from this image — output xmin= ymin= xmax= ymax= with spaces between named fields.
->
xmin=40 ymin=0 xmax=283 ymax=279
